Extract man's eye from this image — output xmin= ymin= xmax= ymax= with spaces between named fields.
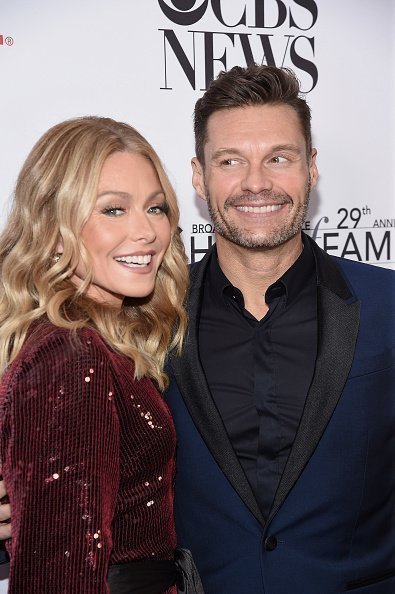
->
xmin=221 ymin=158 xmax=238 ymax=166
xmin=271 ymin=155 xmax=288 ymax=164
xmin=102 ymin=206 xmax=125 ymax=216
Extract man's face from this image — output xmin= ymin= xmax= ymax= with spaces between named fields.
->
xmin=192 ymin=104 xmax=318 ymax=250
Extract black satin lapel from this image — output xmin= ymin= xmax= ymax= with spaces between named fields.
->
xmin=268 ymin=284 xmax=361 ymax=522
xmin=170 ymin=254 xmax=265 ymax=525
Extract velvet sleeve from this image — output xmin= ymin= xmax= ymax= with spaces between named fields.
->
xmin=0 ymin=328 xmax=120 ymax=593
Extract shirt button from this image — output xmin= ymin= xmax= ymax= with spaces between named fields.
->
xmin=264 ymin=535 xmax=277 ymax=551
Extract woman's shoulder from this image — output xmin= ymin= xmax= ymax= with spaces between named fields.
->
xmin=5 ymin=321 xmax=113 ymax=385
xmin=25 ymin=320 xmax=104 ymax=353
xmin=0 ymin=322 xmax=123 ymax=417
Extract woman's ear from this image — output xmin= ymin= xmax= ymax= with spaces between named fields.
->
xmin=56 ymin=238 xmax=64 ymax=254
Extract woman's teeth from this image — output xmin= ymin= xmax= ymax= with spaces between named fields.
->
xmin=115 ymin=255 xmax=152 ymax=266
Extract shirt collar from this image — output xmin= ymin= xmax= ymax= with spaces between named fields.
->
xmin=206 ymin=238 xmax=316 ymax=308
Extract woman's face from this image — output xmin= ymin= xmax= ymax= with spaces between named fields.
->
xmin=72 ymin=151 xmax=171 ymax=308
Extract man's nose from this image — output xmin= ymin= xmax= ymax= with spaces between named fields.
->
xmin=241 ymin=163 xmax=273 ymax=194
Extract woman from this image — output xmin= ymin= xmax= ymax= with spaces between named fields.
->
xmin=0 ymin=116 xmax=199 ymax=593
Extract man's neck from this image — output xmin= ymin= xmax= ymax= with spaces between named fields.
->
xmin=216 ymin=233 xmax=303 ymax=320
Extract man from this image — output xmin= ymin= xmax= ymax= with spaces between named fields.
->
xmin=165 ymin=65 xmax=395 ymax=593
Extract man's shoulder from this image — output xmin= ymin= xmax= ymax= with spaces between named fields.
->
xmin=307 ymin=235 xmax=395 ymax=298
xmin=333 ymin=255 xmax=395 ymax=286
xmin=188 ymin=246 xmax=215 ymax=285
xmin=329 ymin=256 xmax=395 ymax=318
xmin=306 ymin=233 xmax=394 ymax=280
xmin=189 ymin=254 xmax=211 ymax=273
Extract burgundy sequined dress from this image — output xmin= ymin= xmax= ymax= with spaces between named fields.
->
xmin=0 ymin=321 xmax=177 ymax=593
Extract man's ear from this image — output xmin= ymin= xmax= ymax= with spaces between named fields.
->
xmin=191 ymin=157 xmax=206 ymax=201
xmin=309 ymin=148 xmax=318 ymax=190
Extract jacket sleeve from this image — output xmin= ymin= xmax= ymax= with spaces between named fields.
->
xmin=0 ymin=330 xmax=120 ymax=593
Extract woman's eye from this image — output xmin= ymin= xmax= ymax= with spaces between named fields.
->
xmin=148 ymin=203 xmax=169 ymax=215
xmin=102 ymin=206 xmax=125 ymax=216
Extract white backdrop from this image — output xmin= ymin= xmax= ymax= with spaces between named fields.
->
xmin=0 ymin=0 xmax=394 ymax=586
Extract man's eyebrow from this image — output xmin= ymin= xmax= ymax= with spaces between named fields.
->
xmin=210 ymin=148 xmax=243 ymax=161
xmin=210 ymin=144 xmax=303 ymax=161
xmin=270 ymin=144 xmax=303 ymax=154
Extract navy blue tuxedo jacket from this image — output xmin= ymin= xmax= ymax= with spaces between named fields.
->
xmin=166 ymin=235 xmax=395 ymax=594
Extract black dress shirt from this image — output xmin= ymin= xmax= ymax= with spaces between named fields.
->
xmin=198 ymin=239 xmax=318 ymax=518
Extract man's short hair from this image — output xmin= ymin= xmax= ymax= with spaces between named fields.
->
xmin=194 ymin=64 xmax=312 ymax=165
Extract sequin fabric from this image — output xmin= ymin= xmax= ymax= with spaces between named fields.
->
xmin=0 ymin=321 xmax=177 ymax=593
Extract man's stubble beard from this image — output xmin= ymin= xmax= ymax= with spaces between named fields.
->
xmin=205 ymin=179 xmax=311 ymax=250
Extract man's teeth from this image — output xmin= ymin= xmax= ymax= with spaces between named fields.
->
xmin=115 ymin=255 xmax=152 ymax=266
xmin=236 ymin=204 xmax=283 ymax=213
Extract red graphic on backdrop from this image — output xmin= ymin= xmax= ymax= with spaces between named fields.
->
xmin=0 ymin=35 xmax=14 ymax=46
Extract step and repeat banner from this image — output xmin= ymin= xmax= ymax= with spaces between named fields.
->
xmin=0 ymin=0 xmax=394 ymax=583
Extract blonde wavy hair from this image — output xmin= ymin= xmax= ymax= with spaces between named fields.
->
xmin=0 ymin=116 xmax=188 ymax=389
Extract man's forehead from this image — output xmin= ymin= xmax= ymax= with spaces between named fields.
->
xmin=204 ymin=104 xmax=304 ymax=149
